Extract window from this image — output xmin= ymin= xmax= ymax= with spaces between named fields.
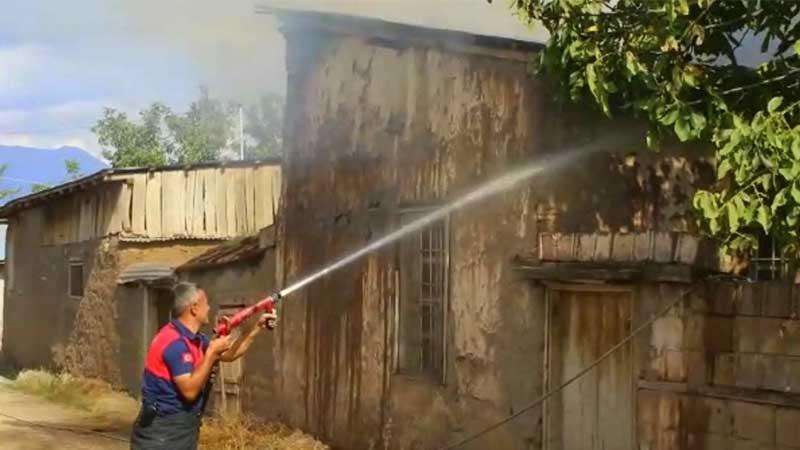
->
xmin=69 ymin=261 xmax=84 ymax=297
xmin=397 ymin=211 xmax=449 ymax=380
xmin=749 ymin=234 xmax=791 ymax=281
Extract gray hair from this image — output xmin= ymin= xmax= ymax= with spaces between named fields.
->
xmin=173 ymin=282 xmax=200 ymax=316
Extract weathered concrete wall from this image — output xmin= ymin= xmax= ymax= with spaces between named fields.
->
xmin=2 ymin=206 xmax=104 ymax=371
xmin=2 ymin=203 xmax=217 ymax=388
xmin=177 ymin=250 xmax=279 ymax=418
xmin=277 ymin=27 xmax=718 ymax=449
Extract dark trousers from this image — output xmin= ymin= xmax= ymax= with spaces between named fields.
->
xmin=130 ymin=408 xmax=201 ymax=450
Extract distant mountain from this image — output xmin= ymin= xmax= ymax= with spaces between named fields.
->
xmin=0 ymin=145 xmax=108 ymax=205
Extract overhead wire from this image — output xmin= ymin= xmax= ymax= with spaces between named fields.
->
xmin=435 ymin=286 xmax=700 ymax=450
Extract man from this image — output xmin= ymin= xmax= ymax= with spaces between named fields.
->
xmin=130 ymin=282 xmax=277 ymax=450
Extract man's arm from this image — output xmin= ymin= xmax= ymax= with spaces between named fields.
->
xmin=169 ymin=336 xmax=231 ymax=403
xmin=220 ymin=312 xmax=277 ymax=362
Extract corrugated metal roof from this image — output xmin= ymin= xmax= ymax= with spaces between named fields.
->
xmin=117 ymin=263 xmax=176 ymax=285
xmin=177 ymin=234 xmax=267 ymax=272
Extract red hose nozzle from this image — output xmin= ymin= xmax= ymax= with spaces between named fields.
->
xmin=214 ymin=294 xmax=279 ymax=336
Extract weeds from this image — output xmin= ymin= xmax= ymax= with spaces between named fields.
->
xmin=200 ymin=416 xmax=329 ymax=450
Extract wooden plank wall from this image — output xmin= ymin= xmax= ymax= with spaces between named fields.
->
xmin=41 ymin=165 xmax=281 ymax=245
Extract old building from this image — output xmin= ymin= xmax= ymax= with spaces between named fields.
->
xmin=0 ymin=161 xmax=281 ymax=393
xmin=220 ymin=8 xmax=800 ymax=450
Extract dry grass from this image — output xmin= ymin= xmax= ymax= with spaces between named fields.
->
xmin=11 ymin=369 xmax=139 ymax=431
xmin=200 ymin=416 xmax=329 ymax=450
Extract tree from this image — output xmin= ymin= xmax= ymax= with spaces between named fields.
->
xmin=30 ymin=159 xmax=83 ymax=193
xmin=0 ymin=165 xmax=18 ymax=200
xmin=93 ymin=103 xmax=172 ymax=168
xmin=243 ymin=93 xmax=284 ymax=160
xmin=512 ymin=0 xmax=800 ymax=259
xmin=165 ymin=86 xmax=232 ymax=164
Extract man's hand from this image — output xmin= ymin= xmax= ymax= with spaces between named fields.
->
xmin=208 ymin=334 xmax=233 ymax=358
xmin=257 ymin=311 xmax=278 ymax=330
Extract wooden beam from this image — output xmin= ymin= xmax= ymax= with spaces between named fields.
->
xmin=515 ymin=261 xmax=696 ymax=283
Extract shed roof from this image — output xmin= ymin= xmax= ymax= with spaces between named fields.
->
xmin=258 ymin=6 xmax=544 ymax=60
xmin=177 ymin=234 xmax=267 ymax=272
xmin=0 ymin=159 xmax=280 ymax=218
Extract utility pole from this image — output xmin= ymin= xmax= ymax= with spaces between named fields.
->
xmin=239 ymin=104 xmax=245 ymax=161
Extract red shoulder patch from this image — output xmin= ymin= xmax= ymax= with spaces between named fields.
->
xmin=182 ymin=353 xmax=194 ymax=364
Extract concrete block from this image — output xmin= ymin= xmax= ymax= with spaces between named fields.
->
xmin=611 ymin=233 xmax=634 ymax=262
xmin=594 ymin=233 xmax=612 ymax=261
xmin=786 ymin=358 xmax=800 ymax=393
xmin=732 ymin=401 xmax=776 ymax=443
xmin=732 ymin=439 xmax=773 ymax=450
xmin=738 ymin=284 xmax=762 ymax=316
xmin=659 ymin=391 xmax=682 ymax=431
xmin=676 ymin=233 xmax=700 ymax=264
xmin=555 ymin=233 xmax=576 ymax=261
xmin=685 ymin=314 xmax=705 ymax=350
xmin=539 ymin=233 xmax=556 ymax=261
xmin=782 ymin=323 xmax=800 ymax=357
xmin=684 ymin=396 xmax=733 ymax=435
xmin=765 ymin=284 xmax=793 ymax=318
xmin=652 ymin=315 xmax=685 ymax=351
xmin=761 ymin=355 xmax=790 ymax=393
xmin=760 ymin=319 xmax=787 ymax=355
xmin=634 ymin=231 xmax=653 ymax=261
xmin=658 ymin=430 xmax=682 ymax=450
xmin=735 ymin=317 xmax=762 ymax=353
xmin=707 ymin=316 xmax=735 ymax=352
xmin=575 ymin=233 xmax=596 ymax=262
xmin=653 ymin=231 xmax=675 ymax=263
xmin=686 ymin=351 xmax=709 ymax=387
xmin=736 ymin=354 xmax=764 ymax=389
xmin=714 ymin=353 xmax=737 ymax=387
xmin=686 ymin=433 xmax=732 ymax=450
xmin=776 ymin=408 xmax=800 ymax=448
xmin=714 ymin=283 xmax=737 ymax=316
xmin=666 ymin=350 xmax=687 ymax=382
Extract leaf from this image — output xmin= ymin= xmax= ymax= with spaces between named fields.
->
xmin=795 ymin=40 xmax=800 ymax=55
xmin=586 ymin=63 xmax=599 ymax=97
xmin=717 ymin=159 xmax=732 ymax=179
xmin=768 ymin=96 xmax=784 ymax=113
xmin=675 ymin=116 xmax=691 ymax=142
xmin=660 ymin=107 xmax=681 ymax=126
xmin=757 ymin=204 xmax=771 ymax=232
xmin=793 ymin=182 xmax=800 ymax=204
xmin=792 ymin=137 xmax=800 ymax=160
xmin=677 ymin=0 xmax=690 ymax=15
xmin=727 ymin=202 xmax=739 ymax=231
xmin=773 ymin=189 xmax=788 ymax=213
xmin=690 ymin=112 xmax=706 ymax=132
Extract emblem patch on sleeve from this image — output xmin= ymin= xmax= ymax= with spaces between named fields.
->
xmin=182 ymin=353 xmax=193 ymax=364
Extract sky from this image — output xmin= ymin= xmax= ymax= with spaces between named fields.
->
xmin=0 ymin=0 xmax=543 ymax=158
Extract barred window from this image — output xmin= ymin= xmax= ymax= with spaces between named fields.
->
xmin=397 ymin=211 xmax=448 ymax=380
xmin=68 ymin=261 xmax=84 ymax=298
xmin=750 ymin=234 xmax=791 ymax=281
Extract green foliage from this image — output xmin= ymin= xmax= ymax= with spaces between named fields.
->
xmin=93 ymin=103 xmax=172 ymax=168
xmin=93 ymin=88 xmax=284 ymax=167
xmin=514 ymin=0 xmax=800 ymax=257
xmin=165 ymin=86 xmax=231 ymax=164
xmin=29 ymin=159 xmax=84 ymax=193
xmin=0 ymin=165 xmax=18 ymax=200
xmin=242 ymin=93 xmax=284 ymax=160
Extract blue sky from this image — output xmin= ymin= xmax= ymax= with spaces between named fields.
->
xmin=0 ymin=1 xmax=540 ymax=158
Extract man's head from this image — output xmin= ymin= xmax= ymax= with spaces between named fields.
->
xmin=173 ymin=282 xmax=210 ymax=325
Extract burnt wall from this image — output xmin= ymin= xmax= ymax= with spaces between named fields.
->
xmin=278 ymin=29 xmax=716 ymax=449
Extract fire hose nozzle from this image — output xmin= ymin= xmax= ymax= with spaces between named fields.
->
xmin=213 ymin=293 xmax=280 ymax=336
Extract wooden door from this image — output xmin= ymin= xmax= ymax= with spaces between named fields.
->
xmin=545 ymin=287 xmax=633 ymax=450
xmin=213 ymin=305 xmax=244 ymax=415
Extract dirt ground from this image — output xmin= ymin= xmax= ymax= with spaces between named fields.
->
xmin=0 ymin=377 xmax=135 ymax=450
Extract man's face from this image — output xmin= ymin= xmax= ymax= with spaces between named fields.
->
xmin=192 ymin=290 xmax=211 ymax=325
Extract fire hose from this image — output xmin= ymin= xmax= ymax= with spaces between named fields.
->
xmin=199 ymin=292 xmax=282 ymax=416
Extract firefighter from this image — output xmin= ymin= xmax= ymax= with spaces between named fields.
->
xmin=130 ymin=282 xmax=277 ymax=450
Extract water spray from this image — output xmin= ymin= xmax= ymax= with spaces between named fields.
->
xmin=212 ymin=138 xmax=626 ymax=337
